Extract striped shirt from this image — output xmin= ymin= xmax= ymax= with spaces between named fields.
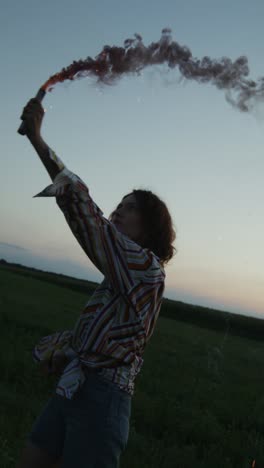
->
xmin=32 ymin=147 xmax=165 ymax=400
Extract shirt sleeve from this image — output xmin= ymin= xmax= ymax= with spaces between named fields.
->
xmin=32 ymin=330 xmax=77 ymax=364
xmin=33 ymin=147 xmax=165 ymax=294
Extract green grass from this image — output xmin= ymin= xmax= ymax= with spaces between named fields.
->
xmin=1 ymin=267 xmax=264 ymax=467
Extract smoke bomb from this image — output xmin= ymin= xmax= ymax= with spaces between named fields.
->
xmin=18 ymin=88 xmax=46 ymax=135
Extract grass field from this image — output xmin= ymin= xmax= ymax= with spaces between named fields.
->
xmin=1 ymin=264 xmax=264 ymax=467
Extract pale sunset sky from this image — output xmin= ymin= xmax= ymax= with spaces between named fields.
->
xmin=1 ymin=0 xmax=264 ymax=318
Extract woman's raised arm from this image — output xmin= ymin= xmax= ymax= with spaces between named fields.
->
xmin=20 ymin=98 xmax=64 ymax=181
xmin=20 ymin=98 xmax=165 ymax=297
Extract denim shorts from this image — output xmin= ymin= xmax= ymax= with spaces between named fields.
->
xmin=27 ymin=368 xmax=132 ymax=468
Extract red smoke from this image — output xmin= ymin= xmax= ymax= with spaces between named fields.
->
xmin=41 ymin=29 xmax=264 ymax=112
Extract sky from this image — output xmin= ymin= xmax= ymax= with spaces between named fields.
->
xmin=1 ymin=0 xmax=264 ymax=318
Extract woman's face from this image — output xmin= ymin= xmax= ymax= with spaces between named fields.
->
xmin=110 ymin=193 xmax=145 ymax=244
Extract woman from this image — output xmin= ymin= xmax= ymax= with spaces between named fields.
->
xmin=16 ymin=98 xmax=176 ymax=468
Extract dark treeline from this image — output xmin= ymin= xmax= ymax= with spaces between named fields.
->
xmin=1 ymin=259 xmax=263 ymax=341
xmin=0 ymin=259 xmax=98 ymax=295
xmin=161 ymin=298 xmax=264 ymax=342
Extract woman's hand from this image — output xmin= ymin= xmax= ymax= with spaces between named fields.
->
xmin=20 ymin=98 xmax=45 ymax=140
xmin=39 ymin=349 xmax=70 ymax=377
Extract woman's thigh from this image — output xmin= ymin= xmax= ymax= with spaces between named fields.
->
xmin=26 ymin=395 xmax=66 ymax=465
xmin=60 ymin=373 xmax=131 ymax=468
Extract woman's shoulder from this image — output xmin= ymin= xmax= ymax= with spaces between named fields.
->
xmin=143 ymin=248 xmax=166 ymax=280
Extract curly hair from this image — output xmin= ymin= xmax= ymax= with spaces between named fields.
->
xmin=124 ymin=189 xmax=177 ymax=267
